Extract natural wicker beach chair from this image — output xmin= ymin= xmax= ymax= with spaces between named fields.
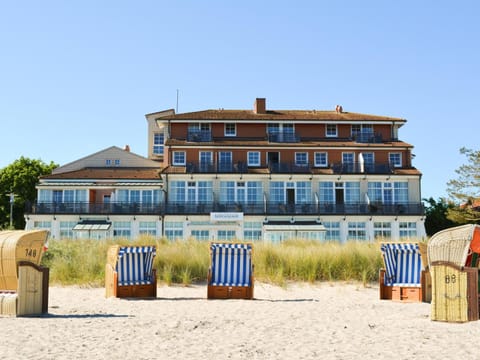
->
xmin=0 ymin=230 xmax=50 ymax=316
xmin=379 ymin=242 xmax=429 ymax=302
xmin=105 ymin=245 xmax=157 ymax=298
xmin=427 ymin=224 xmax=480 ymax=322
xmin=207 ymin=242 xmax=254 ymax=299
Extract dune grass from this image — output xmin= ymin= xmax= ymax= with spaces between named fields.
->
xmin=41 ymin=237 xmax=388 ymax=287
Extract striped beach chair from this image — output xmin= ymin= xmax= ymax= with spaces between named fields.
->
xmin=207 ymin=242 xmax=254 ymax=299
xmin=105 ymin=245 xmax=157 ymax=298
xmin=379 ymin=242 xmax=428 ymax=302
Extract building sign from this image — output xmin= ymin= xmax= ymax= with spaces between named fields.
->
xmin=210 ymin=212 xmax=244 ymax=222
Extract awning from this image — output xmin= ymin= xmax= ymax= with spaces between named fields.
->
xmin=73 ymin=220 xmax=111 ymax=231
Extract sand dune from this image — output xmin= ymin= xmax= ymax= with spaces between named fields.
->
xmin=1 ymin=282 xmax=479 ymax=359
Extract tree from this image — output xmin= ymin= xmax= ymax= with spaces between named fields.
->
xmin=423 ymin=197 xmax=459 ymax=236
xmin=446 ymin=147 xmax=480 ymax=223
xmin=0 ymin=157 xmax=57 ymax=229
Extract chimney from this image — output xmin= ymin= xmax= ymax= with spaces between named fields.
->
xmin=253 ymin=98 xmax=266 ymax=114
xmin=124 ymin=145 xmax=130 ymax=152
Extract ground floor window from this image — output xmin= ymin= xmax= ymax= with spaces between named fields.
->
xmin=323 ymin=222 xmax=340 ymax=241
xmin=217 ymin=230 xmax=236 ymax=241
xmin=164 ymin=222 xmax=183 ymax=240
xmin=113 ymin=221 xmax=131 ymax=239
xmin=139 ymin=221 xmax=157 ymax=237
xmin=244 ymin=222 xmax=262 ymax=241
xmin=264 ymin=231 xmax=294 ymax=243
xmin=296 ymin=231 xmax=326 ymax=241
xmin=191 ymin=230 xmax=209 ymax=241
xmin=374 ymin=222 xmax=391 ymax=240
xmin=33 ymin=221 xmax=51 ymax=230
xmin=347 ymin=222 xmax=366 ymax=241
xmin=399 ymin=222 xmax=417 ymax=239
xmin=60 ymin=221 xmax=77 ymax=239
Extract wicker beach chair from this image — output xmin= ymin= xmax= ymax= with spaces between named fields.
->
xmin=207 ymin=242 xmax=254 ymax=300
xmin=0 ymin=230 xmax=50 ymax=316
xmin=379 ymin=242 xmax=429 ymax=302
xmin=427 ymin=225 xmax=480 ymax=322
xmin=105 ymin=245 xmax=157 ymax=298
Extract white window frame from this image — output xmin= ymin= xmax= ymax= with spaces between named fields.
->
xmin=342 ymin=152 xmax=354 ymax=164
xmin=326 ymin=124 xmax=337 ymax=137
xmin=153 ymin=132 xmax=164 ymax=155
xmin=314 ymin=152 xmax=328 ymax=167
xmin=389 ymin=153 xmax=402 ymax=167
xmin=295 ymin=152 xmax=308 ymax=167
xmin=173 ymin=151 xmax=186 ymax=166
xmin=247 ymin=151 xmax=260 ymax=166
xmin=224 ymin=123 xmax=236 ymax=137
xmin=199 ymin=151 xmax=213 ymax=168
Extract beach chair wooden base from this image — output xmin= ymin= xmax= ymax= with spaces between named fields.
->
xmin=207 ymin=284 xmax=254 ymax=300
xmin=117 ymin=282 xmax=157 ymax=299
xmin=379 ymin=269 xmax=425 ymax=302
xmin=107 ymin=269 xmax=157 ymax=299
xmin=1 ymin=262 xmax=49 ymax=316
xmin=430 ymin=261 xmax=478 ymax=322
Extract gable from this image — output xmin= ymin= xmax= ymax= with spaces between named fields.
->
xmin=52 ymin=146 xmax=160 ymax=175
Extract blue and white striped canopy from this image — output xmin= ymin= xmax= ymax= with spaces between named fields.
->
xmin=210 ymin=243 xmax=253 ymax=287
xmin=117 ymin=246 xmax=156 ymax=286
xmin=380 ymin=243 xmax=422 ymax=286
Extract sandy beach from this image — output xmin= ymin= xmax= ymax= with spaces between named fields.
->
xmin=2 ymin=282 xmax=480 ymax=360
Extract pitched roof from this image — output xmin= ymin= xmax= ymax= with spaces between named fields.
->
xmin=52 ymin=146 xmax=160 ymax=175
xmin=41 ymin=167 xmax=162 ymax=180
xmin=152 ymin=109 xmax=405 ymax=123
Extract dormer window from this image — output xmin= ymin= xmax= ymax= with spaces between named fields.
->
xmin=326 ymin=124 xmax=337 ymax=137
xmin=225 ymin=123 xmax=236 ymax=136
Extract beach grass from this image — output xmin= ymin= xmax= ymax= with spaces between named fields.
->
xmin=41 ymin=237 xmax=388 ymax=287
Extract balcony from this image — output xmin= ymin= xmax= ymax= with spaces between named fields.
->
xmin=186 ymin=161 xmax=248 ymax=174
xmin=187 ymin=129 xmax=212 ymax=142
xmin=27 ymin=201 xmax=423 ymax=217
xmin=331 ymin=161 xmax=394 ymax=175
xmin=28 ymin=202 xmax=163 ymax=216
xmin=352 ymin=131 xmax=383 ymax=143
xmin=269 ymin=162 xmax=312 ymax=174
xmin=267 ymin=131 xmax=300 ymax=143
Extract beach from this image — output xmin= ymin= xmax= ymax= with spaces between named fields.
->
xmin=1 ymin=282 xmax=479 ymax=360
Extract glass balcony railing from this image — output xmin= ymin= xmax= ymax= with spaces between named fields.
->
xmin=26 ymin=201 xmax=424 ymax=216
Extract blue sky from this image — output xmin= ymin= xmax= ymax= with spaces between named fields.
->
xmin=1 ymin=1 xmax=478 ymax=201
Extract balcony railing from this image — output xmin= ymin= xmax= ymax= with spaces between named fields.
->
xmin=27 ymin=201 xmax=424 ymax=216
xmin=352 ymin=131 xmax=383 ymax=143
xmin=267 ymin=132 xmax=300 ymax=143
xmin=28 ymin=202 xmax=163 ymax=215
xmin=187 ymin=130 xmax=212 ymax=142
xmin=331 ymin=162 xmax=394 ymax=175
xmin=186 ymin=161 xmax=248 ymax=174
xmin=268 ymin=162 xmax=312 ymax=174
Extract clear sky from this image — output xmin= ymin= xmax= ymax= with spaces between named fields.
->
xmin=1 ymin=1 xmax=478 ymax=201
